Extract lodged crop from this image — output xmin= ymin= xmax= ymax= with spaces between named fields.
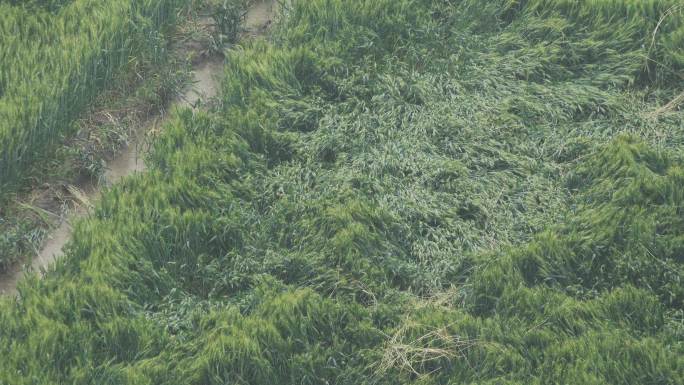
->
xmin=0 ymin=0 xmax=682 ymax=384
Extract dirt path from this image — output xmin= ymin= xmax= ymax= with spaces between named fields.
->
xmin=0 ymin=1 xmax=275 ymax=296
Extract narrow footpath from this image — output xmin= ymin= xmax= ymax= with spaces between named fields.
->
xmin=0 ymin=0 xmax=275 ymax=296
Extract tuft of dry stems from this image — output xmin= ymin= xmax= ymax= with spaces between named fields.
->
xmin=65 ymin=185 xmax=93 ymax=210
xmin=644 ymin=4 xmax=683 ymax=119
xmin=648 ymin=4 xmax=684 ymax=54
xmin=649 ymin=91 xmax=684 ymax=118
xmin=415 ymin=286 xmax=463 ymax=309
xmin=374 ymin=319 xmax=477 ymax=379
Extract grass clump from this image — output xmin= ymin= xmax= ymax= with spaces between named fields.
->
xmin=0 ymin=0 xmax=682 ymax=384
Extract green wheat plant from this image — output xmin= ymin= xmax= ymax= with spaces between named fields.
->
xmin=0 ymin=0 xmax=682 ymax=384
xmin=0 ymin=0 xmax=186 ymax=196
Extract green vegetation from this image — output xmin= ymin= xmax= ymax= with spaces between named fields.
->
xmin=0 ymin=0 xmax=240 ymax=272
xmin=0 ymin=0 xmax=185 ymax=194
xmin=1 ymin=0 xmax=683 ymax=384
xmin=0 ymin=48 xmax=192 ymax=272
